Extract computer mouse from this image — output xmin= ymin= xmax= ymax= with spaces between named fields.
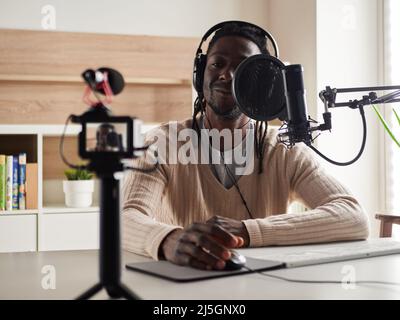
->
xmin=224 ymin=250 xmax=246 ymax=270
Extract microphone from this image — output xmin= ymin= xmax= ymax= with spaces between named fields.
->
xmin=82 ymin=67 xmax=125 ymax=95
xmin=233 ymin=54 xmax=313 ymax=147
xmin=232 ymin=54 xmax=287 ymax=121
xmin=278 ymin=64 xmax=313 ymax=147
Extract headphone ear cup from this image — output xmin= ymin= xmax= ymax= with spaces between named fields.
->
xmin=193 ymin=54 xmax=207 ymax=93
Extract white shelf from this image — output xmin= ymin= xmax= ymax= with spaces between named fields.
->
xmin=0 ymin=124 xmax=80 ymax=135
xmin=0 ymin=210 xmax=39 ymax=216
xmin=42 ymin=205 xmax=99 ymax=214
xmin=0 ymin=123 xmax=159 ymax=136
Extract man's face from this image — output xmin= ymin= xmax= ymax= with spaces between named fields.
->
xmin=203 ymin=36 xmax=262 ymax=120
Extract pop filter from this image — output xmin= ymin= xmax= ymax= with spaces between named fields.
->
xmin=232 ymin=54 xmax=287 ymax=121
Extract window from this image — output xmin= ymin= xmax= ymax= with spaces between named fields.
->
xmin=384 ymin=0 xmax=400 ymax=237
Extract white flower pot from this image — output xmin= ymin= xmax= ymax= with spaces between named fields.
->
xmin=63 ymin=180 xmax=95 ymax=208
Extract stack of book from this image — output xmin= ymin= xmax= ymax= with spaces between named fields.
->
xmin=0 ymin=153 xmax=38 ymax=212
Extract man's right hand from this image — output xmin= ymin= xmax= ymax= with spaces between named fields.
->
xmin=160 ymin=223 xmax=244 ymax=270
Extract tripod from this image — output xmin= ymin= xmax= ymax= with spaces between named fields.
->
xmin=76 ymin=164 xmax=140 ymax=300
xmin=63 ymin=69 xmax=143 ymax=299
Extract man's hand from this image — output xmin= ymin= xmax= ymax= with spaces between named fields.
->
xmin=160 ymin=223 xmax=243 ymax=270
xmin=206 ymin=216 xmax=250 ymax=247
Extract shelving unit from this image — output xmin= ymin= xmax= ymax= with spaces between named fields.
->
xmin=0 ymin=123 xmax=156 ymax=252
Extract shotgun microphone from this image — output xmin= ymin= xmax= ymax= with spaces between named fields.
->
xmin=82 ymin=67 xmax=125 ymax=95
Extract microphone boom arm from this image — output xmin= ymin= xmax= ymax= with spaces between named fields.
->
xmin=319 ymin=85 xmax=400 ymax=109
xmin=306 ymin=85 xmax=400 ymax=166
xmin=316 ymin=85 xmax=400 ymax=134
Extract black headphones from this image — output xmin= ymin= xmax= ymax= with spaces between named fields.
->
xmin=192 ymin=20 xmax=280 ymax=95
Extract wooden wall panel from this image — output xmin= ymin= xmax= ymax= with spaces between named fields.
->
xmin=0 ymin=82 xmax=192 ymax=124
xmin=43 ymin=136 xmax=83 ymax=180
xmin=0 ymin=29 xmax=198 ymax=80
xmin=0 ymin=29 xmax=195 ymax=125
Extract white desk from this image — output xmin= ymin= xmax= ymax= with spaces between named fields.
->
xmin=1 ymin=244 xmax=400 ymax=300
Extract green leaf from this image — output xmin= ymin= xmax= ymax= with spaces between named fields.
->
xmin=64 ymin=168 xmax=93 ymax=180
xmin=373 ymin=105 xmax=400 ymax=148
xmin=394 ymin=108 xmax=400 ymax=127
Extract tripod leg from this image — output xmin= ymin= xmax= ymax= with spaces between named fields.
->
xmin=76 ymin=283 xmax=103 ymax=300
xmin=105 ymin=285 xmax=122 ymax=299
xmin=118 ymin=283 xmax=141 ymax=300
xmin=105 ymin=283 xmax=140 ymax=300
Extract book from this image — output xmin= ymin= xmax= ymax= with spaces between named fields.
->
xmin=26 ymin=163 xmax=38 ymax=210
xmin=6 ymin=155 xmax=13 ymax=211
xmin=0 ymin=155 xmax=5 ymax=210
xmin=12 ymin=156 xmax=19 ymax=210
xmin=18 ymin=153 xmax=27 ymax=210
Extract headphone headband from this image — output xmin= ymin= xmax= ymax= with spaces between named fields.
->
xmin=193 ymin=20 xmax=280 ymax=94
xmin=195 ymin=20 xmax=279 ymax=59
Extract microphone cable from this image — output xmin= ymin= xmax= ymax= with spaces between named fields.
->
xmin=59 ymin=115 xmax=87 ymax=170
xmin=204 ymin=114 xmax=255 ymax=219
xmin=219 ymin=151 xmax=254 ymax=219
xmin=308 ymin=106 xmax=367 ymax=166
xmin=242 ymin=265 xmax=400 ymax=287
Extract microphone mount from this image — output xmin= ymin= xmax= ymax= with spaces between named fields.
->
xmin=304 ymin=85 xmax=400 ymax=166
xmin=278 ymin=84 xmax=400 ymax=166
xmin=319 ymin=85 xmax=400 ymax=109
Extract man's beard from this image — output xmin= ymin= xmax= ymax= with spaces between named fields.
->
xmin=207 ymin=95 xmax=242 ymax=120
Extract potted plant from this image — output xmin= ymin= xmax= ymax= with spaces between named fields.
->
xmin=63 ymin=167 xmax=94 ymax=208
xmin=373 ymin=106 xmax=400 ymax=148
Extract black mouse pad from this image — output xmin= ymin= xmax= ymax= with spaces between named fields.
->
xmin=125 ymin=257 xmax=284 ymax=282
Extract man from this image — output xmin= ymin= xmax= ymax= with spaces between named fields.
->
xmin=122 ymin=22 xmax=369 ymax=270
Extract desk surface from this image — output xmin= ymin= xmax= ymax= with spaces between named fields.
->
xmin=2 ymin=242 xmax=400 ymax=300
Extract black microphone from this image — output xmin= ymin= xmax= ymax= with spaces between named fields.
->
xmin=233 ymin=54 xmax=313 ymax=147
xmin=278 ymin=64 xmax=313 ymax=147
xmin=232 ymin=54 xmax=287 ymax=121
xmin=82 ymin=67 xmax=125 ymax=95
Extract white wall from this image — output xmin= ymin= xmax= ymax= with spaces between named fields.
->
xmin=267 ymin=0 xmax=318 ymax=118
xmin=266 ymin=0 xmax=381 ymax=236
xmin=316 ymin=0 xmax=380 ymax=236
xmin=0 ymin=0 xmax=269 ymax=37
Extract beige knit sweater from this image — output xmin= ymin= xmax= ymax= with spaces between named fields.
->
xmin=122 ymin=118 xmax=369 ymax=260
